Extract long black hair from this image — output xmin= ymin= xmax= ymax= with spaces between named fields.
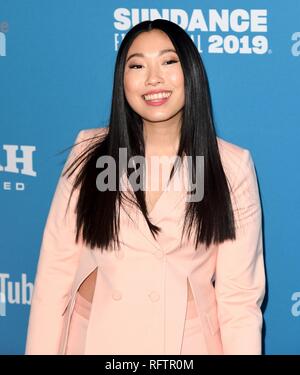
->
xmin=62 ymin=19 xmax=236 ymax=252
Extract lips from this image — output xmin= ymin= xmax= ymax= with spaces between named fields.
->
xmin=142 ymin=90 xmax=172 ymax=105
xmin=142 ymin=89 xmax=172 ymax=97
xmin=143 ymin=96 xmax=171 ymax=106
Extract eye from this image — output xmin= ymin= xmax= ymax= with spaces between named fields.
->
xmin=128 ymin=64 xmax=143 ymax=69
xmin=164 ymin=59 xmax=179 ymax=65
xmin=128 ymin=59 xmax=179 ymax=69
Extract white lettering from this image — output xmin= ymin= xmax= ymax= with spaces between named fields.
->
xmin=113 ymin=8 xmax=268 ymax=33
xmin=0 ymin=31 xmax=6 ymax=57
xmin=2 ymin=181 xmax=25 ymax=191
xmin=0 ymin=273 xmax=33 ymax=314
xmin=0 ymin=145 xmax=36 ymax=176
xmin=21 ymin=274 xmax=33 ymax=304
xmin=230 ymin=9 xmax=249 ymax=33
xmin=170 ymin=9 xmax=188 ymax=29
xmin=291 ymin=32 xmax=300 ymax=57
xmin=251 ymin=9 xmax=267 ymax=32
xmin=291 ymin=292 xmax=300 ymax=317
xmin=0 ymin=291 xmax=6 ymax=316
xmin=188 ymin=9 xmax=208 ymax=32
xmin=114 ymin=8 xmax=131 ymax=30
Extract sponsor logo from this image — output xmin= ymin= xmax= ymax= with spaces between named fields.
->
xmin=0 ymin=143 xmax=36 ymax=191
xmin=0 ymin=273 xmax=33 ymax=317
xmin=0 ymin=21 xmax=8 ymax=57
xmin=291 ymin=32 xmax=300 ymax=56
xmin=291 ymin=291 xmax=300 ymax=317
xmin=113 ymin=8 xmax=269 ymax=55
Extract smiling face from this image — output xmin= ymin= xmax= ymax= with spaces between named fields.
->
xmin=123 ymin=29 xmax=185 ymax=125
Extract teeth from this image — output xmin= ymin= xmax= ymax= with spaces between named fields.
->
xmin=144 ymin=92 xmax=171 ymax=101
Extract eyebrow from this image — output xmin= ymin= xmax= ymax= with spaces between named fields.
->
xmin=126 ymin=48 xmax=178 ymax=63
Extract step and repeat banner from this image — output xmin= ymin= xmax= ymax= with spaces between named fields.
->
xmin=0 ymin=1 xmax=299 ymax=354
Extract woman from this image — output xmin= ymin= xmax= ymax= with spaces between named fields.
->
xmin=25 ymin=19 xmax=265 ymax=355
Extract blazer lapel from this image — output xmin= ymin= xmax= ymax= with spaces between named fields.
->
xmin=119 ymin=156 xmax=189 ymax=250
xmin=148 ymin=157 xmax=189 ymax=226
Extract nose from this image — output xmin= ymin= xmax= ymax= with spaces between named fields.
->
xmin=145 ymin=64 xmax=164 ymax=86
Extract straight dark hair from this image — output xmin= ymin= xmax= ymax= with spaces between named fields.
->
xmin=62 ymin=19 xmax=236 ymax=252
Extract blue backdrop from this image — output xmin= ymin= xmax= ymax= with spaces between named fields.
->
xmin=0 ymin=0 xmax=299 ymax=354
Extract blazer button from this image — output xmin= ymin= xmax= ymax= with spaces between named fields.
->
xmin=148 ymin=291 xmax=160 ymax=302
xmin=154 ymin=250 xmax=164 ymax=259
xmin=112 ymin=290 xmax=122 ymax=300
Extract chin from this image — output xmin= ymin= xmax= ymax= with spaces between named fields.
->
xmin=141 ymin=115 xmax=173 ymax=123
xmin=140 ymin=110 xmax=177 ymax=121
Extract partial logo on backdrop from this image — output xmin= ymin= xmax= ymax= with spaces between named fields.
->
xmin=0 ymin=21 xmax=8 ymax=57
xmin=291 ymin=32 xmax=300 ymax=56
xmin=291 ymin=291 xmax=300 ymax=317
xmin=113 ymin=8 xmax=269 ymax=55
xmin=0 ymin=143 xmax=36 ymax=191
xmin=0 ymin=273 xmax=33 ymax=317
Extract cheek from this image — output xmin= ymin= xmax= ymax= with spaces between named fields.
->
xmin=169 ymin=70 xmax=184 ymax=88
xmin=124 ymin=73 xmax=141 ymax=95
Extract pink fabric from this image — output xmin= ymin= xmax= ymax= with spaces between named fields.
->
xmin=25 ymin=128 xmax=265 ymax=355
xmin=66 ymin=292 xmax=206 ymax=355
xmin=181 ymin=298 xmax=207 ymax=354
xmin=73 ymin=292 xmax=91 ymax=320
xmin=65 ymin=292 xmax=91 ymax=355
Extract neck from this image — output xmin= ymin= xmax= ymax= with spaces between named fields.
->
xmin=143 ymin=117 xmax=182 ymax=157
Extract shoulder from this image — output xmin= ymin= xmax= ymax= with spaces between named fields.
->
xmin=73 ymin=127 xmax=109 ymax=154
xmin=63 ymin=127 xmax=109 ymax=175
xmin=77 ymin=126 xmax=109 ymax=142
xmin=216 ymin=136 xmax=248 ymax=166
xmin=216 ymin=136 xmax=255 ymax=188
xmin=216 ymin=137 xmax=262 ymax=227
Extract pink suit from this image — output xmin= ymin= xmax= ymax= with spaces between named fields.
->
xmin=25 ymin=127 xmax=265 ymax=355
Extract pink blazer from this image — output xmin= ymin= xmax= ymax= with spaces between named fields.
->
xmin=25 ymin=127 xmax=265 ymax=355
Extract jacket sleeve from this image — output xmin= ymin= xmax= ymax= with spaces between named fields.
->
xmin=215 ymin=149 xmax=266 ymax=355
xmin=25 ymin=129 xmax=87 ymax=354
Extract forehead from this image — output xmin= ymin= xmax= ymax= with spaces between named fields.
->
xmin=127 ymin=29 xmax=175 ymax=55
